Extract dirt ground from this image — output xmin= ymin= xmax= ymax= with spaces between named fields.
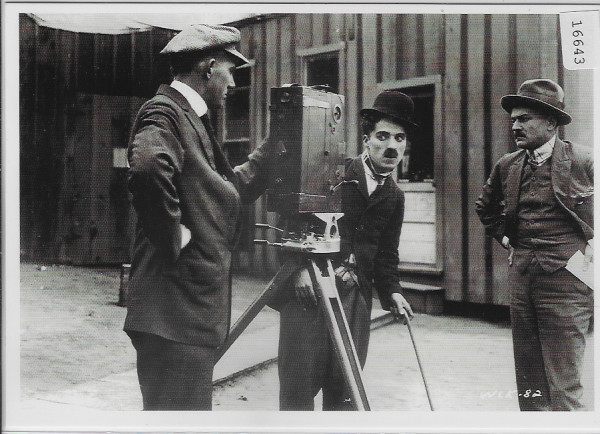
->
xmin=18 ymin=262 xmax=594 ymax=412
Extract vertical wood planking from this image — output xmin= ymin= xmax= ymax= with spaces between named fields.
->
xmin=381 ymin=14 xmax=397 ymax=82
xmin=466 ymin=15 xmax=487 ymax=303
xmin=295 ymin=14 xmax=312 ymax=84
xmin=361 ymin=15 xmax=379 ymax=113
xmin=20 ymin=17 xmax=37 ymax=255
xmin=516 ymin=15 xmax=541 ymax=83
xmin=563 ymin=68 xmax=594 ymax=147
xmin=442 ymin=15 xmax=464 ymax=301
xmin=490 ymin=15 xmax=514 ymax=306
xmin=279 ymin=16 xmax=294 ymax=85
xmin=312 ymin=14 xmax=325 ymax=47
xmin=328 ymin=14 xmax=344 ymax=45
xmin=345 ymin=14 xmax=360 ymax=156
xmin=540 ymin=15 xmax=559 ymax=80
xmin=397 ymin=14 xmax=420 ymax=79
xmin=423 ymin=14 xmax=444 ymax=76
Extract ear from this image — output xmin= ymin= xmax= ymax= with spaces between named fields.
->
xmin=201 ymin=58 xmax=217 ymax=79
xmin=546 ymin=115 xmax=558 ymax=130
xmin=362 ymin=134 xmax=369 ymax=145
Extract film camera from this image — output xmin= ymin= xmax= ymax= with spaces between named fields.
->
xmin=266 ymin=85 xmax=347 ymax=217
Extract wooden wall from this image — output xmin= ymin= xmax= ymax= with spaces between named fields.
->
xmin=233 ymin=13 xmax=594 ymax=305
xmin=20 ymin=13 xmax=593 ymax=304
xmin=19 ymin=14 xmax=174 ymax=263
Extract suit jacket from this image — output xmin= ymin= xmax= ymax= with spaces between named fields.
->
xmin=124 ymin=84 xmax=271 ymax=348
xmin=476 ymin=138 xmax=593 ymax=247
xmin=338 ymin=156 xmax=405 ymax=311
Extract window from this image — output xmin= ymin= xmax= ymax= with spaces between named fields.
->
xmin=298 ymin=42 xmax=344 ymax=94
xmin=397 ymin=84 xmax=434 ymax=183
xmin=223 ymin=63 xmax=252 ymax=167
xmin=306 ymin=54 xmax=339 ymax=93
xmin=378 ymin=76 xmax=443 ymax=273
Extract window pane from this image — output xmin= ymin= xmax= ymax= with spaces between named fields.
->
xmin=306 ymin=55 xmax=339 ymax=93
xmin=397 ymin=85 xmax=434 ymax=182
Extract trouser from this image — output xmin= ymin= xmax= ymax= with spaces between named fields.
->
xmin=508 ymin=261 xmax=593 ymax=411
xmin=127 ymin=331 xmax=217 ymax=411
xmin=278 ymin=286 xmax=371 ymax=411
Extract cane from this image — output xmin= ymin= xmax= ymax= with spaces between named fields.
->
xmin=399 ymin=313 xmax=435 ymax=411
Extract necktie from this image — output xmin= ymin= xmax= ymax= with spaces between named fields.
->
xmin=200 ymin=114 xmax=235 ymax=179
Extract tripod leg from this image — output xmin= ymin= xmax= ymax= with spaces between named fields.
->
xmin=217 ymin=260 xmax=298 ymax=361
xmin=307 ymin=258 xmax=371 ymax=411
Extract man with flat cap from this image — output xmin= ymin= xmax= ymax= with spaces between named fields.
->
xmin=275 ymin=90 xmax=415 ymax=410
xmin=476 ymin=79 xmax=593 ymax=411
xmin=124 ymin=24 xmax=274 ymax=410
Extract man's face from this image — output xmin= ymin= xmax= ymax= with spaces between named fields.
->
xmin=364 ymin=118 xmax=407 ymax=173
xmin=510 ymin=107 xmax=556 ymax=150
xmin=203 ymin=54 xmax=237 ymax=109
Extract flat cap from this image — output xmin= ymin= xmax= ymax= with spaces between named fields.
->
xmin=160 ymin=24 xmax=249 ymax=66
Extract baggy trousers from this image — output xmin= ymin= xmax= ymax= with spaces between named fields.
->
xmin=278 ymin=286 xmax=371 ymax=411
xmin=128 ymin=331 xmax=217 ymax=410
xmin=508 ymin=260 xmax=593 ymax=411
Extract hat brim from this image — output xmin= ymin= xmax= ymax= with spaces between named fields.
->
xmin=359 ymin=108 xmax=419 ymax=129
xmin=501 ymin=95 xmax=572 ymax=125
xmin=224 ymin=47 xmax=250 ymax=67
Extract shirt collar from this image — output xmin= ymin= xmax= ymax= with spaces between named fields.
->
xmin=170 ymin=80 xmax=208 ymax=118
xmin=361 ymin=150 xmax=393 ymax=196
xmin=361 ymin=150 xmax=394 ymax=180
xmin=528 ymin=135 xmax=556 ymax=166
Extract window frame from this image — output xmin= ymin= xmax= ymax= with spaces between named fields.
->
xmin=297 ymin=42 xmax=345 ymax=93
xmin=377 ymin=75 xmax=444 ymax=275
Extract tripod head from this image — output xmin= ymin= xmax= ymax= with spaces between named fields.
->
xmin=254 ymin=212 xmax=343 ymax=254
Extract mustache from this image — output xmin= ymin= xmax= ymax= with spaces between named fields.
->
xmin=514 ymin=132 xmax=526 ymax=138
xmin=383 ymin=149 xmax=399 ymax=158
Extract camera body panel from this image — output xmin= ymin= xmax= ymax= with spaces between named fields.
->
xmin=267 ymin=85 xmax=346 ymax=217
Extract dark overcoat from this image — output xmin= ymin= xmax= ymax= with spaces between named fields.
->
xmin=476 ymin=138 xmax=594 ymax=244
xmin=338 ymin=156 xmax=405 ymax=311
xmin=124 ymin=84 xmax=271 ymax=348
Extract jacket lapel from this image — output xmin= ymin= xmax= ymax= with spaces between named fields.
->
xmin=551 ymin=138 xmax=572 ymax=199
xmin=505 ymin=150 xmax=526 ymax=221
xmin=346 ymin=157 xmax=370 ymax=200
xmin=158 ymin=85 xmax=217 ymax=171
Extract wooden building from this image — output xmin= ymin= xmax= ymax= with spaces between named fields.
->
xmin=19 ymin=13 xmax=594 ymax=308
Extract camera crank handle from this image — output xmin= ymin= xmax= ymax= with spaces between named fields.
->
xmin=253 ymin=239 xmax=283 ymax=248
xmin=255 ymin=223 xmax=285 ymax=233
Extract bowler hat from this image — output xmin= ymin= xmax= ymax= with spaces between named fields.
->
xmin=360 ymin=91 xmax=418 ymax=129
xmin=160 ymin=24 xmax=249 ymax=67
xmin=501 ymin=79 xmax=572 ymax=125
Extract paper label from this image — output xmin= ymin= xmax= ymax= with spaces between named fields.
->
xmin=559 ymin=11 xmax=599 ymax=70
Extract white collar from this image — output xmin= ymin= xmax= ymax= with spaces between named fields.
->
xmin=361 ymin=150 xmax=392 ymax=196
xmin=528 ymin=135 xmax=556 ymax=166
xmin=170 ymin=80 xmax=208 ymax=118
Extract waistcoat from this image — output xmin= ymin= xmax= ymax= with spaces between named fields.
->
xmin=514 ymin=158 xmax=585 ymax=273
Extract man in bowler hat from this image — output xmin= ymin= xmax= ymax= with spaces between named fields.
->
xmin=124 ymin=24 xmax=274 ymax=410
xmin=476 ymin=79 xmax=593 ymax=410
xmin=276 ymin=91 xmax=415 ymax=410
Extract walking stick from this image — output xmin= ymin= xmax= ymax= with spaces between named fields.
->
xmin=400 ymin=313 xmax=435 ymax=411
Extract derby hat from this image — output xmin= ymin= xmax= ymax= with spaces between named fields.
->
xmin=360 ymin=90 xmax=418 ymax=129
xmin=160 ymin=24 xmax=249 ymax=67
xmin=501 ymin=78 xmax=572 ymax=125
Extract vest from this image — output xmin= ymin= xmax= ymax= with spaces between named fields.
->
xmin=513 ymin=158 xmax=586 ymax=273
